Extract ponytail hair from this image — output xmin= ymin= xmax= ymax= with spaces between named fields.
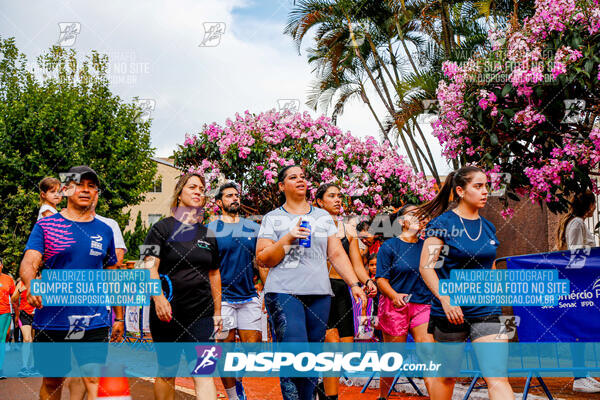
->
xmin=416 ymin=166 xmax=484 ymax=220
xmin=556 ymin=190 xmax=596 ymax=250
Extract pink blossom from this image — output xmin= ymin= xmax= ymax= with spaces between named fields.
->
xmin=183 ymin=133 xmax=195 ymax=146
xmin=517 ymin=86 xmax=533 ymax=97
xmin=335 ymin=158 xmax=347 ymax=171
xmin=263 ymin=169 xmax=276 ymax=184
xmin=500 ymin=208 xmax=515 ymax=220
xmin=479 ymin=98 xmax=489 ymax=110
xmin=513 ymin=105 xmax=546 ymax=131
xmin=373 ymin=194 xmax=383 ymax=206
xmin=442 ymin=61 xmax=460 ymax=79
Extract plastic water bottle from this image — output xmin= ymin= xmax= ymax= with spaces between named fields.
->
xmin=299 ymin=220 xmax=311 ymax=248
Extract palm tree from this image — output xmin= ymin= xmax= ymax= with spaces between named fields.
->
xmin=287 ymin=0 xmax=535 ymax=180
xmin=287 ymin=0 xmax=439 ymax=180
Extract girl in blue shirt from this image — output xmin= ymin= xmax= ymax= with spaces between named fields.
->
xmin=417 ymin=166 xmax=514 ymax=400
xmin=376 ymin=204 xmax=434 ymax=399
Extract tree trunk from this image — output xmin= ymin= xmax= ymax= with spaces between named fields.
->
xmin=360 ymin=84 xmax=387 ymax=139
xmin=439 ymin=0 xmax=454 ymax=58
xmin=412 ymin=117 xmax=441 ymax=185
xmin=346 ymin=17 xmax=419 ymax=171
xmin=405 ymin=125 xmax=425 ymax=174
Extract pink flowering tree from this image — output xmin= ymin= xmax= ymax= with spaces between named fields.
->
xmin=433 ymin=0 xmax=600 ymax=215
xmin=173 ymin=110 xmax=435 ymax=216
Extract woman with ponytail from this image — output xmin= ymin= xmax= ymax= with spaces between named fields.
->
xmin=556 ymin=190 xmax=600 ymax=393
xmin=556 ymin=190 xmax=596 ymax=251
xmin=256 ymin=166 xmax=367 ymax=400
xmin=417 ymin=166 xmax=514 ymax=400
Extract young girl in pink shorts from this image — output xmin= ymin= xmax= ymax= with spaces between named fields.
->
xmin=376 ymin=204 xmax=435 ymax=400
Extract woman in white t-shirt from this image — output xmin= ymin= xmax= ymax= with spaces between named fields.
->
xmin=557 ymin=190 xmax=597 ymax=250
xmin=256 ymin=165 xmax=367 ymax=400
xmin=37 ymin=177 xmax=62 ymax=220
xmin=556 ymin=190 xmax=599 ymax=393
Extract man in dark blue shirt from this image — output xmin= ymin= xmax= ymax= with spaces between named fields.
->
xmin=207 ymin=182 xmax=265 ymax=400
xmin=20 ymin=166 xmax=122 ymax=400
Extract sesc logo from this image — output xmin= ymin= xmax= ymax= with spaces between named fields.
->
xmin=191 ymin=345 xmax=222 ymax=375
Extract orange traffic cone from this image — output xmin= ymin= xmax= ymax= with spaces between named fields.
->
xmin=97 ymin=366 xmax=132 ymax=400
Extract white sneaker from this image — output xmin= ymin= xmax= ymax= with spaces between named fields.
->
xmin=586 ymin=376 xmax=600 ymax=388
xmin=573 ymin=377 xmax=600 ymax=393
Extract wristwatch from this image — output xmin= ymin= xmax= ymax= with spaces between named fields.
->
xmin=350 ymin=282 xmax=362 ymax=288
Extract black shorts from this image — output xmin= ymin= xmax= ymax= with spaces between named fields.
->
xmin=326 ymin=279 xmax=355 ymax=338
xmin=427 ymin=314 xmax=501 ymax=342
xmin=34 ymin=326 xmax=110 ymax=377
xmin=19 ymin=311 xmax=34 ymax=327
xmin=149 ymin=308 xmax=214 ymax=367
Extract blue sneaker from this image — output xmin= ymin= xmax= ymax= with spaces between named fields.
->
xmin=235 ymin=380 xmax=246 ymax=400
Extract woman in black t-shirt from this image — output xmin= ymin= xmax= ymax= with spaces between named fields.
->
xmin=143 ymin=172 xmax=222 ymax=400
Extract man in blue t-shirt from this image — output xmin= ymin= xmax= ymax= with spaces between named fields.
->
xmin=207 ymin=182 xmax=264 ymax=400
xmin=20 ymin=165 xmax=122 ymax=400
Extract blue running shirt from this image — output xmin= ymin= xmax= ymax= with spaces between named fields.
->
xmin=25 ymin=213 xmax=117 ymax=330
xmin=376 ymin=238 xmax=432 ymax=304
xmin=424 ymin=210 xmax=501 ymax=318
xmin=207 ymin=218 xmax=260 ymax=303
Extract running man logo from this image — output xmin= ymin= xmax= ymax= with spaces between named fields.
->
xmin=59 ymin=172 xmax=82 ymax=185
xmin=139 ymin=245 xmax=160 ymax=259
xmin=169 ymin=209 xmax=201 ymax=242
xmin=134 ymin=99 xmax=156 ymax=123
xmin=192 ymin=345 xmax=222 ymax=375
xmin=57 ymin=22 xmax=81 ymax=47
xmin=567 ymin=246 xmax=592 ymax=269
xmin=277 ymin=99 xmax=301 ymax=113
xmin=489 ymin=173 xmax=511 ymax=197
xmin=65 ymin=314 xmax=100 ymax=340
xmin=199 ymin=22 xmax=226 ymax=47
xmin=344 ymin=23 xmax=365 ymax=47
xmin=210 ymin=315 xmax=236 ymax=340
xmin=496 ymin=315 xmax=520 ymax=339
xmin=355 ymin=316 xmax=379 ymax=340
xmin=561 ymin=99 xmax=586 ymax=124
xmin=282 ymin=244 xmax=304 ymax=269
xmin=425 ymin=244 xmax=449 ymax=269
xmin=59 ymin=172 xmax=81 ymax=197
xmin=137 ymin=245 xmax=161 ymax=269
xmin=419 ymin=100 xmax=439 ymax=123
xmin=347 ymin=172 xmax=370 ymax=197
xmin=205 ymin=173 xmax=227 ymax=198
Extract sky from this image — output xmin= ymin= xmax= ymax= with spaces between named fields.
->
xmin=0 ymin=0 xmax=452 ymax=175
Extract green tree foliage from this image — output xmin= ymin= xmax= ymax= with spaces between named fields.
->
xmin=123 ymin=211 xmax=150 ymax=261
xmin=0 ymin=37 xmax=156 ymax=275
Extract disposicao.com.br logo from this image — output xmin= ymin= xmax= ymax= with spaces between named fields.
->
xmin=224 ymin=351 xmax=441 ymax=373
